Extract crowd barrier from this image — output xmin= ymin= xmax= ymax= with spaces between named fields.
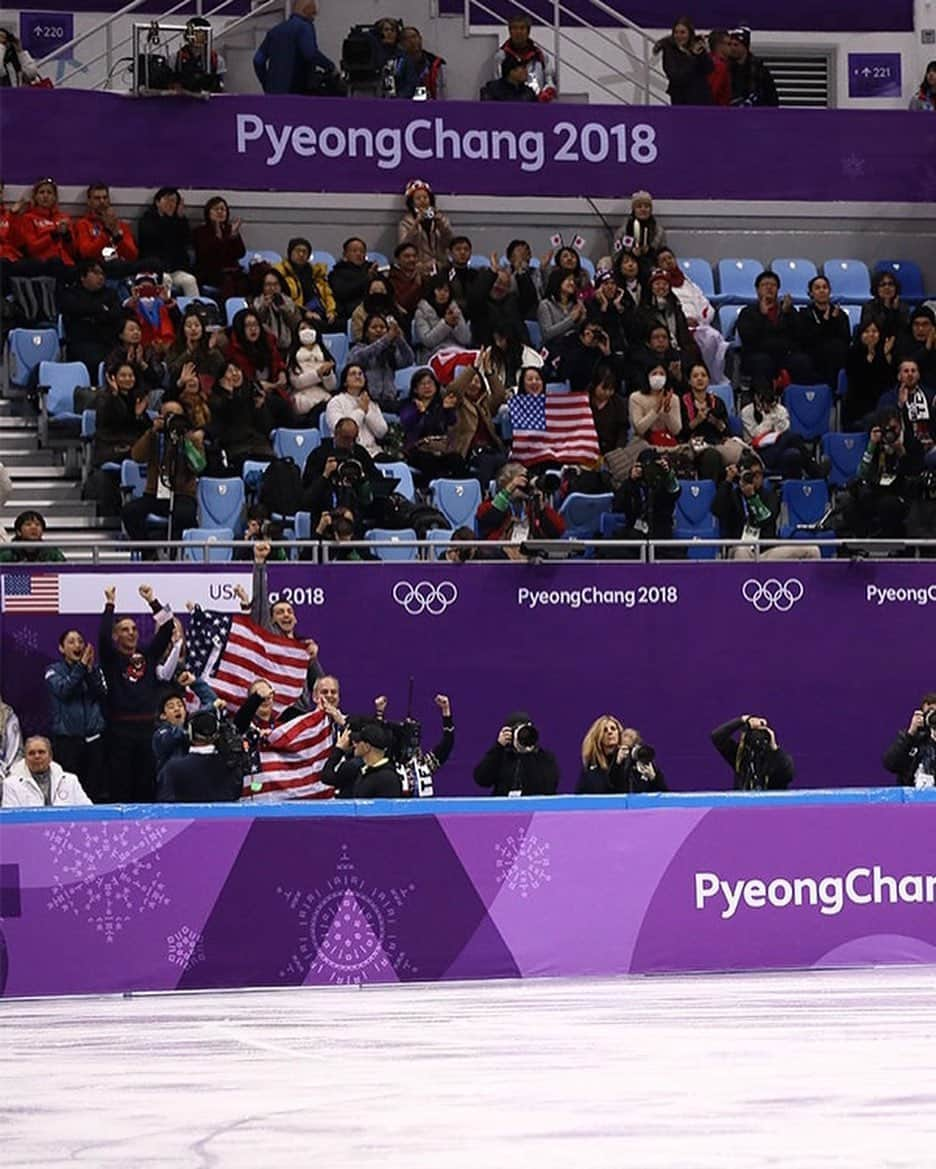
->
xmin=4 ymin=791 xmax=936 ymax=998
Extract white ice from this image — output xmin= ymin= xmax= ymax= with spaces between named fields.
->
xmin=4 ymin=967 xmax=936 ymax=1168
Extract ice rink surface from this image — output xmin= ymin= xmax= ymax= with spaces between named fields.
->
xmin=4 ymin=966 xmax=936 ymax=1168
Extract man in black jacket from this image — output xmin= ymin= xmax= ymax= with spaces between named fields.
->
xmin=300 ymin=418 xmax=381 ymax=529
xmin=712 ymin=460 xmax=821 ymax=560
xmin=157 ymin=709 xmax=244 ymax=803
xmin=481 ymin=56 xmax=538 ymax=101
xmin=350 ymin=721 xmax=402 ymax=798
xmin=473 ymin=711 xmax=559 ymax=797
xmin=883 ymin=694 xmax=936 ymax=788
xmin=59 ymin=260 xmax=121 ymax=383
xmin=711 ymin=715 xmax=794 ymax=791
xmin=610 ymin=449 xmax=681 ymax=555
xmin=727 ymin=27 xmax=779 ymax=106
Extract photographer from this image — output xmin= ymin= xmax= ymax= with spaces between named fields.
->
xmin=476 ymin=462 xmax=565 ymax=543
xmin=844 ymin=408 xmax=924 ymax=538
xmin=560 ymin=320 xmax=622 ymax=394
xmin=315 ymin=507 xmax=376 ymax=561
xmin=577 ymin=716 xmax=667 ymax=794
xmin=883 ymin=694 xmax=936 ymax=788
xmin=473 ymin=712 xmax=559 ymax=797
xmin=907 ymin=469 xmax=936 ymax=555
xmin=300 ymin=417 xmax=380 ymax=530
xmin=713 ymin=457 xmax=820 ymax=560
xmin=711 ymin=715 xmax=794 ymax=791
xmin=375 ymin=692 xmax=454 ymax=797
xmin=156 ymin=708 xmax=244 ymax=803
xmin=609 ymin=448 xmax=681 ymax=556
xmin=323 ymin=720 xmax=403 ymax=798
xmin=121 ymin=400 xmax=205 ymax=554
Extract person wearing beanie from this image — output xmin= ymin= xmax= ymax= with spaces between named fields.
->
xmin=727 ymin=26 xmax=778 ymax=107
xmin=473 ymin=711 xmax=559 ymax=797
xmin=492 ymin=14 xmax=556 ymax=101
xmin=909 ymin=61 xmax=936 ymax=111
xmin=275 ymin=237 xmax=336 ymax=323
xmin=615 ymin=191 xmax=667 ymax=273
xmin=638 ymin=267 xmax=697 ymax=363
xmin=481 ymin=55 xmax=538 ymax=101
xmin=0 ymin=509 xmax=65 ymax=563
xmin=397 ymin=179 xmax=454 ymax=278
xmin=323 ymin=719 xmax=402 ymax=798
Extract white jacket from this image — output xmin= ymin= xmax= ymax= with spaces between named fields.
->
xmin=670 ymin=276 xmax=715 ymax=326
xmin=288 ymin=344 xmax=338 ymax=397
xmin=1 ymin=759 xmax=92 ymax=808
xmin=324 ymin=392 xmax=388 ymax=457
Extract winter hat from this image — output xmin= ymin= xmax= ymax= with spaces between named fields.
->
xmin=631 ymin=190 xmax=653 ymax=208
xmin=404 ymin=178 xmax=432 ymax=199
xmin=594 ymin=268 xmax=616 ymax=286
xmin=287 ymin=237 xmax=313 ymax=257
xmin=649 ymin=268 xmax=670 ymax=284
xmin=728 ymin=26 xmax=751 ymax=46
xmin=354 ymin=720 xmax=392 ymax=751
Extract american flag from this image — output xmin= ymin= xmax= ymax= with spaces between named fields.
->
xmin=2 ymin=572 xmax=61 ymax=613
xmin=246 ymin=708 xmax=334 ymax=802
xmin=186 ymin=607 xmax=310 ymax=718
xmin=508 ymin=392 xmax=600 ymax=467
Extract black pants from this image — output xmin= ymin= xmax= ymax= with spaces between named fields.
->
xmin=106 ymin=723 xmax=157 ymax=804
xmin=121 ymin=492 xmax=197 ymax=553
xmin=52 ymin=734 xmax=107 ymax=803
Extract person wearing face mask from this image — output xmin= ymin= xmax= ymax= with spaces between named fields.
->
xmin=44 ymin=629 xmax=108 ymax=801
xmin=577 ymin=716 xmax=667 ymax=794
xmin=286 ymin=322 xmax=337 ymax=420
xmin=884 ymin=695 xmax=936 ymax=787
xmin=627 ymin=367 xmax=682 ymax=461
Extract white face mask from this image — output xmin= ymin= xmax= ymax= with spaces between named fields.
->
xmin=298 ymin=328 xmax=317 ymax=346
xmin=649 ymin=373 xmax=667 ymax=391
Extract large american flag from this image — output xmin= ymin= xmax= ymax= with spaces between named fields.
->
xmin=246 ymin=708 xmax=334 ymax=802
xmin=508 ymin=392 xmax=600 ymax=467
xmin=186 ymin=607 xmax=310 ymax=718
xmin=2 ymin=572 xmax=61 ymax=613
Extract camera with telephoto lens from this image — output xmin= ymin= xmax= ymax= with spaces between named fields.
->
xmin=335 ymin=457 xmax=364 ymax=488
xmin=881 ymin=424 xmax=901 ymax=447
xmin=528 ymin=469 xmax=562 ymax=496
xmin=512 ymin=722 xmax=539 ymax=753
xmin=164 ymin=413 xmax=188 ymax=443
xmin=631 ymin=743 xmax=656 ymax=765
xmin=739 ymin=468 xmax=758 ymax=487
xmin=924 ymin=709 xmax=936 ymax=733
xmin=637 ymin=450 xmax=669 ymax=492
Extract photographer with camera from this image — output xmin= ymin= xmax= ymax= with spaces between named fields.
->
xmin=477 ymin=461 xmax=565 ymax=543
xmin=883 ymin=694 xmax=936 ymax=788
xmin=712 ymin=715 xmax=794 ymax=791
xmin=577 ymin=716 xmax=667 ymax=794
xmin=609 ymin=447 xmax=681 ymax=555
xmin=301 ymin=417 xmax=381 ymax=532
xmin=374 ymin=692 xmax=454 ymax=797
xmin=156 ymin=708 xmax=244 ymax=803
xmin=473 ymin=712 xmax=559 ymax=797
xmin=560 ymin=319 xmax=623 ymax=394
xmin=324 ymin=720 xmax=403 ymax=798
xmin=713 ymin=456 xmax=820 ymax=560
xmin=842 ymin=407 xmax=924 ymax=538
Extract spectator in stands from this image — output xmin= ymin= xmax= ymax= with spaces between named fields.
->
xmin=324 ymin=364 xmax=389 ymax=455
xmin=172 ymin=17 xmax=226 ymax=93
xmin=590 ymin=368 xmax=630 ymax=454
xmin=843 ymin=319 xmax=896 ymax=431
xmin=477 ymin=326 xmax=542 ymax=392
xmin=878 ymin=360 xmax=936 ymax=467
xmin=387 ymin=242 xmax=424 ymax=327
xmin=286 ymin=322 xmax=336 ymax=420
xmin=0 ymin=182 xmax=24 ymax=277
xmin=707 ymin=29 xmax=732 ymax=105
xmin=860 ymin=271 xmax=911 ymax=343
xmin=1 ymin=736 xmax=92 ymax=808
xmin=740 ymin=378 xmax=821 ymax=479
xmin=447 ymin=361 xmax=506 ymax=486
xmin=655 ymin=247 xmax=727 ymax=383
xmin=92 ymin=361 xmax=150 ymax=469
xmin=167 ymin=307 xmax=226 ymax=399
xmin=138 ymin=187 xmax=197 ymax=297
xmin=0 ymin=693 xmax=23 ymax=777
xmin=654 ymin=16 xmax=713 ymax=106
xmin=481 ymin=56 xmax=538 ymax=101
xmin=253 ymin=0 xmax=340 ymax=95
xmin=473 ymin=711 xmax=559 ymax=796
xmin=909 ymin=60 xmax=936 ymax=111
xmin=44 ymin=629 xmax=107 ymax=802
xmin=713 ymin=459 xmax=821 ymax=559
xmin=551 ymin=246 xmax=593 ymax=296
xmin=0 ymin=509 xmax=65 ymax=563
xmin=711 ymin=715 xmax=794 ymax=791
xmin=106 ymin=312 xmax=167 ymax=395
xmin=613 ymin=248 xmax=646 ymax=314
xmin=639 ymin=268 xmax=697 ymax=365
xmin=798 ymin=275 xmax=850 ymax=387
xmin=400 ymin=368 xmax=463 ymax=483
xmin=447 ymin=236 xmax=479 ymax=312
xmin=493 ymin=15 xmax=556 ymax=101
xmin=73 ymin=183 xmax=138 ymax=274
xmin=737 ymin=270 xmax=812 ymax=383
xmin=609 ymin=448 xmax=680 ymax=554
xmin=679 ymin=362 xmax=745 ymax=480
xmin=0 ymin=27 xmax=40 ymax=86
xmin=228 ymin=308 xmax=290 ymax=420
xmin=301 ymin=417 xmax=382 ymax=527
xmin=192 ymin=196 xmax=245 ymax=299
xmin=586 ymin=269 xmax=637 ymax=363
xmin=16 ymin=178 xmax=73 ymax=268
xmin=275 ymin=238 xmax=336 ymax=327
xmin=727 ymin=26 xmax=778 ymax=106
xmin=628 ymin=367 xmax=682 ymax=453
xmin=414 ymin=276 xmax=471 ymax=360
xmin=616 ymin=191 xmax=667 ymax=267
xmin=252 ymin=267 xmax=301 ymax=356
xmin=124 ymin=271 xmax=177 ymax=353
xmin=577 ymin=717 xmax=667 ymax=793
xmin=348 ymin=313 xmax=415 ymax=409
xmin=98 ymin=583 xmax=174 ymax=803
xmin=398 ymin=180 xmax=453 ymax=278
xmin=372 ymin=17 xmax=402 ymax=70
xmin=349 ymin=275 xmax=396 ymax=343
xmin=538 ymin=268 xmax=587 ymax=360
xmin=883 ymin=694 xmax=936 ymax=786
xmin=901 ymin=308 xmax=936 ymax=390
xmin=59 ymin=260 xmax=122 ymax=383
xmin=207 ymin=360 xmax=275 ymax=473
xmin=503 ymin=239 xmax=542 ymax=319
xmin=468 ymin=267 xmax=526 ymax=347
xmin=329 ymin=237 xmax=377 ymax=330
xmin=630 ymin=323 xmax=687 ymax=387
xmin=389 ymin=26 xmax=445 ymax=99
xmin=561 ymin=322 xmax=618 ymax=393
xmin=477 ymin=461 xmax=564 ymax=541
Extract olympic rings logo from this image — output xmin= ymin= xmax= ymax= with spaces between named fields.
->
xmin=741 ymin=578 xmax=805 ymax=613
xmin=392 ymin=581 xmax=459 ymax=616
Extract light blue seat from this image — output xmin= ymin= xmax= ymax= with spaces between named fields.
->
xmin=467 ymin=254 xmax=490 ymax=269
xmin=840 ymin=304 xmax=863 ymax=335
xmin=241 ymin=459 xmax=270 ymax=499
xmin=365 ymin=528 xmax=419 ymax=560
xmin=822 ymin=432 xmax=865 ymax=488
xmin=778 ymin=479 xmax=835 ymax=555
xmin=319 ymin=412 xmax=333 ymax=439
xmin=120 ymin=460 xmax=168 ymax=547
xmin=558 ymin=492 xmax=613 ymax=539
xmin=394 ymin=364 xmax=426 ymax=397
xmin=323 ymin=332 xmax=348 ymax=373
xmin=7 ymin=328 xmax=59 ymax=389
xmin=311 ymin=250 xmax=336 ymax=270
xmin=431 ymin=478 xmax=482 ymax=530
xmin=716 ymin=305 xmax=743 ymax=343
xmin=293 ymin=511 xmax=313 ymax=541
xmin=714 ymin=259 xmax=762 ymax=306
xmin=366 ymin=251 xmax=389 ymax=269
xmin=38 ymin=360 xmax=85 ymax=448
xmin=225 ymin=297 xmax=248 ymax=325
xmin=784 ymin=384 xmax=833 ymax=441
xmin=197 ymin=476 xmax=246 ymax=534
xmin=578 ymin=256 xmax=596 ymax=280
xmin=678 ymin=257 xmax=715 ymax=297
xmin=770 ymin=258 xmax=818 ymax=303
xmin=823 ymin=259 xmax=871 ymax=302
xmin=546 ymin=381 xmax=571 ymax=394
xmin=182 ymin=527 xmax=235 ymax=562
xmin=708 ymin=381 xmax=735 ymax=415
xmin=874 ymin=260 xmax=926 ymax=300
xmin=271 ymin=427 xmax=321 ymax=473
xmin=238 ymin=250 xmax=282 ymax=272
xmin=175 ymin=296 xmax=220 ymax=317
xmin=676 ymin=477 xmax=720 ymax=559
xmin=525 ymin=319 xmax=543 ymax=349
xmin=426 ymin=528 xmax=453 ymax=558
xmin=377 ymin=461 xmax=416 ymax=502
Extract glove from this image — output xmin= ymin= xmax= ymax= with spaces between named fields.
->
xmin=538 ymin=86 xmax=557 ymax=102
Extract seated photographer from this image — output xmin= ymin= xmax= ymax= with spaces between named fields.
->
xmin=476 ymin=461 xmax=565 ymax=543
xmin=315 ymin=508 xmax=376 ymax=560
xmin=323 ymin=720 xmax=402 ymax=798
xmin=447 ymin=362 xmax=507 ymax=488
xmin=609 ymin=448 xmax=680 ymax=556
xmin=740 ymin=378 xmax=825 ymax=480
xmin=711 ymin=715 xmax=794 ymax=791
xmin=207 ymin=361 xmax=275 ymax=475
xmin=473 ymin=712 xmax=559 ymax=797
xmin=301 ymin=417 xmax=381 ymax=528
xmin=842 ymin=408 xmax=924 ymax=538
xmin=679 ymin=362 xmax=746 ymax=481
xmin=713 ymin=458 xmax=821 ymax=560
xmin=400 ymin=368 xmax=464 ymax=484
xmin=121 ymin=400 xmax=205 ymax=555
xmin=157 ymin=708 xmax=243 ymax=804
xmin=883 ymin=694 xmax=936 ymax=788
xmin=560 ymin=322 xmax=624 ymax=393
xmin=324 ymin=365 xmax=389 ymax=458
xmin=237 ymin=504 xmax=288 ymax=561
xmin=577 ymin=716 xmax=667 ymax=794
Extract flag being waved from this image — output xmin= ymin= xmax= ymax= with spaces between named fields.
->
xmin=247 ymin=708 xmax=335 ymax=802
xmin=508 ymin=391 xmax=600 ymax=467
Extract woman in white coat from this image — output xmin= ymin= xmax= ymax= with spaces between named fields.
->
xmin=324 ymin=363 xmax=388 ymax=458
xmin=286 ymin=322 xmax=337 ymax=421
xmin=657 ymin=247 xmax=728 ymax=384
xmin=2 ymin=736 xmax=92 ymax=806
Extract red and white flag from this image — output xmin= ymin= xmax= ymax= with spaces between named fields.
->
xmin=246 ymin=708 xmax=335 ymax=802
xmin=508 ymin=391 xmax=601 ymax=467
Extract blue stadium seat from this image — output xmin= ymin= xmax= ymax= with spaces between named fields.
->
xmin=716 ymin=305 xmax=743 ymax=343
xmin=120 ymin=460 xmax=168 ymax=547
xmin=468 ymin=255 xmax=490 ymax=269
xmin=770 ymin=258 xmax=818 ymax=303
xmin=778 ymin=479 xmax=835 ymax=555
xmin=241 ymin=459 xmax=270 ymax=499
xmin=599 ymin=513 xmax=630 ymax=539
xmin=293 ymin=511 xmax=312 ymax=541
xmin=525 ymin=319 xmax=543 ymax=349
xmin=238 ymin=250 xmax=282 ymax=272
xmin=578 ymin=256 xmax=596 ymax=280
xmin=175 ymin=296 xmax=220 ymax=317
xmin=840 ymin=304 xmax=863 ymax=336
xmin=394 ymin=365 xmax=426 ymax=397
xmin=225 ymin=297 xmax=248 ymax=325
xmin=197 ymin=476 xmax=246 ymax=534
xmin=366 ymin=251 xmax=389 ymax=269
xmin=874 ymin=260 xmax=926 ymax=300
xmin=271 ymin=427 xmax=321 ymax=472
xmin=558 ymin=492 xmax=613 ymax=539
xmin=182 ymin=527 xmax=235 ymax=561
xmin=675 ymin=478 xmax=717 ymax=526
xmin=546 ymin=381 xmax=571 ymax=393
xmin=308 ymin=250 xmax=335 ymax=271
xmin=823 ymin=260 xmax=871 ymax=302
xmin=319 ymin=412 xmax=333 ymax=439
xmin=708 ymin=382 xmax=735 ymax=416
xmin=366 ymin=528 xmax=419 ymax=560
xmin=785 ymin=384 xmax=833 ymax=440
xmin=37 ymin=360 xmax=85 ymax=448
xmin=678 ymin=257 xmax=715 ymax=297
xmin=714 ymin=259 xmax=761 ymax=306
xmin=7 ymin=328 xmax=59 ymax=390
xmin=822 ymin=432 xmax=865 ymax=488
xmin=426 ymin=528 xmax=453 ymax=558
xmin=431 ymin=478 xmax=482 ymax=530
xmin=323 ymin=332 xmax=348 ymax=373
xmin=377 ymin=461 xmax=416 ymax=502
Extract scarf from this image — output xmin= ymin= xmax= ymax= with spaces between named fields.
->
xmin=666 ymin=267 xmax=685 ymax=289
xmin=682 ymin=391 xmax=715 ymax=423
xmin=905 ymin=387 xmax=933 ymax=446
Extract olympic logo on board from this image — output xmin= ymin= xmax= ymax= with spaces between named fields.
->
xmin=741 ymin=578 xmax=805 ymax=613
xmin=391 ymin=581 xmax=459 ymax=616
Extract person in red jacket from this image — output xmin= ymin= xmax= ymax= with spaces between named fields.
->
xmin=0 ymin=183 xmax=24 ymax=263
xmin=124 ymin=272 xmax=177 ymax=353
xmin=73 ymin=183 xmax=139 ymax=276
xmin=476 ymin=461 xmax=565 ymax=543
xmin=16 ymin=177 xmax=74 ymax=266
xmin=707 ymin=29 xmax=733 ymax=107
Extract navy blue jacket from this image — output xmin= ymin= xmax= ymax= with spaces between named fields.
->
xmin=253 ymin=15 xmax=334 ymax=94
xmin=156 ymin=749 xmax=243 ymax=803
xmin=44 ymin=658 xmax=107 ymax=738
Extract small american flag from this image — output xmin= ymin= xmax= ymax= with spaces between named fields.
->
xmin=2 ymin=572 xmax=61 ymax=613
xmin=186 ymin=607 xmax=310 ymax=718
xmin=508 ymin=392 xmax=600 ymax=467
xmin=247 ymin=708 xmax=334 ymax=802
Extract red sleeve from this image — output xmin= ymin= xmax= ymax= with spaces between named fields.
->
xmin=72 ymin=217 xmax=100 ymax=261
xmin=116 ymin=221 xmax=139 ymax=262
xmin=18 ymin=209 xmax=60 ymax=258
xmin=267 ymin=335 xmax=285 ymax=378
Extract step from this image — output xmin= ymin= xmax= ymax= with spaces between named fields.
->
xmin=21 ymin=515 xmax=120 ymax=530
xmin=3 ymin=461 xmax=67 ymax=476
xmin=0 ymin=416 xmax=38 ymax=430
xmin=2 ymin=501 xmax=92 ymax=517
xmin=3 ymin=483 xmax=85 ymax=502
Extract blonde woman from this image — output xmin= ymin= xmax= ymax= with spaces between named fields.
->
xmin=577 ymin=715 xmax=667 ymax=794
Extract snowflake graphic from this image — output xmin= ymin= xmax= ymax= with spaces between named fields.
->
xmin=494 ymin=828 xmax=551 ymax=899
xmin=841 ymin=154 xmax=866 ymax=180
xmin=167 ymin=925 xmax=205 ymax=971
xmin=12 ymin=625 xmax=39 ymax=655
xmin=278 ymin=845 xmax=417 ymax=985
xmin=44 ymin=822 xmax=171 ymax=943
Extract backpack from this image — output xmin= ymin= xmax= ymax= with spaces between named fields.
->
xmin=259 ymin=457 xmax=302 ymax=516
xmin=380 ymin=493 xmax=450 ymax=538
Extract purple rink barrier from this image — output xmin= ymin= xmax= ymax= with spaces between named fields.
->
xmin=4 ymin=793 xmax=936 ymax=998
xmin=2 ymin=90 xmax=936 ymax=202
xmin=1 ymin=560 xmax=935 ymax=794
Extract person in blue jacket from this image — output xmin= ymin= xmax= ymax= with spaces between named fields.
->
xmin=44 ymin=629 xmax=108 ymax=802
xmin=253 ymin=0 xmax=341 ymax=95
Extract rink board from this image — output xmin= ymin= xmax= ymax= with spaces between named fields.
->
xmin=4 ymin=792 xmax=936 ymax=998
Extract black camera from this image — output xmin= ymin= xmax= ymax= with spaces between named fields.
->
xmin=924 ymin=709 xmax=936 ymax=732
xmin=164 ymin=413 xmax=188 ymax=442
xmin=528 ymin=469 xmax=562 ymax=496
xmin=638 ymin=453 xmax=669 ymax=492
xmin=512 ymin=722 xmax=539 ymax=753
xmin=631 ymin=743 xmax=656 ymax=765
xmin=746 ymin=727 xmax=772 ymax=752
xmin=919 ymin=471 xmax=936 ymax=502
xmin=739 ymin=468 xmax=758 ymax=487
xmin=335 ymin=457 xmax=364 ymax=488
xmin=881 ymin=425 xmax=901 ymax=446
